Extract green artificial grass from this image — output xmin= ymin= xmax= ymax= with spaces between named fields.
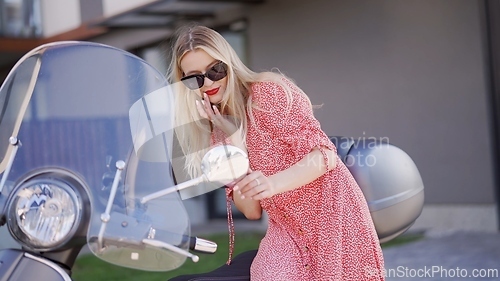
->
xmin=381 ymin=232 xmax=424 ymax=248
xmin=72 ymin=232 xmax=263 ymax=281
xmin=72 ymin=231 xmax=423 ymax=281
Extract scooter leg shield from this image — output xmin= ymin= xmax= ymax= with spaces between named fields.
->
xmin=0 ymin=249 xmax=71 ymax=281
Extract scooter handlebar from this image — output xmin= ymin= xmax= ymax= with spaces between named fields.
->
xmin=189 ymin=237 xmax=217 ymax=254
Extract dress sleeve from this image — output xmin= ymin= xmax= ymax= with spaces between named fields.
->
xmin=251 ymin=79 xmax=336 ymax=170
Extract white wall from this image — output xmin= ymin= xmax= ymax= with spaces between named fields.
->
xmin=248 ymin=0 xmax=495 ymax=205
xmin=39 ymin=0 xmax=164 ymax=38
xmin=41 ymin=0 xmax=81 ymax=37
xmin=102 ymin=0 xmax=157 ymax=17
xmin=247 ymin=0 xmax=496 ymax=232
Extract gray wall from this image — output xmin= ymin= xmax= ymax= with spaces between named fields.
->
xmin=247 ymin=0 xmax=495 ymax=204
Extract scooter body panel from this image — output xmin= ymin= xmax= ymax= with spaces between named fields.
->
xmin=0 ymin=249 xmax=71 ymax=281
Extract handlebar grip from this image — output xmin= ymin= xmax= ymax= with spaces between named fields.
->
xmin=189 ymin=237 xmax=217 ymax=254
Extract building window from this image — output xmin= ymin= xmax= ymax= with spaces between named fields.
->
xmin=0 ymin=0 xmax=42 ymax=38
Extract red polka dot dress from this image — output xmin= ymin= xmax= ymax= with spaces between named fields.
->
xmin=225 ymin=79 xmax=385 ymax=280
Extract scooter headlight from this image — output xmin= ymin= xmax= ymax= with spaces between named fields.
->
xmin=7 ymin=177 xmax=82 ymax=251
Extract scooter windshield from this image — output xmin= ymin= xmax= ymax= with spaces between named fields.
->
xmin=0 ymin=41 xmax=198 ymax=271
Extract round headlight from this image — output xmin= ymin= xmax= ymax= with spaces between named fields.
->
xmin=7 ymin=177 xmax=82 ymax=251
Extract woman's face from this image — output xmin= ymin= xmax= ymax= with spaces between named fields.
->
xmin=180 ymin=49 xmax=228 ymax=104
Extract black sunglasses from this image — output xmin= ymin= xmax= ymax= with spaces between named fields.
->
xmin=181 ymin=61 xmax=228 ymax=90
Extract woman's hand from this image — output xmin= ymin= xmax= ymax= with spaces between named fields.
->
xmin=196 ymin=93 xmax=239 ymax=138
xmin=233 ymin=170 xmax=277 ymax=200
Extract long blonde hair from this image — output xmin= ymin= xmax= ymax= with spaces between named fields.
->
xmin=167 ymin=24 xmax=311 ymax=178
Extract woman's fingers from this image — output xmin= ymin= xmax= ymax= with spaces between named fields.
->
xmin=196 ymin=93 xmax=218 ymax=121
xmin=234 ymin=171 xmax=270 ymax=200
xmin=195 ymin=100 xmax=208 ymax=119
xmin=212 ymin=104 xmax=221 ymax=116
xmin=211 ymin=105 xmax=225 ymax=124
xmin=234 ymin=173 xmax=259 ymax=192
xmin=197 ymin=93 xmax=239 ymax=137
xmin=203 ymin=93 xmax=215 ymax=119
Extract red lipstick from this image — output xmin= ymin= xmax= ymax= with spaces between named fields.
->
xmin=205 ymin=87 xmax=220 ymax=96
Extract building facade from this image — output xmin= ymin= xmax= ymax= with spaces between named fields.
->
xmin=0 ymin=0 xmax=499 ymax=235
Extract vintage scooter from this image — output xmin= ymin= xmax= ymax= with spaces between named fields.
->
xmin=0 ymin=41 xmax=252 ymax=280
xmin=0 ymin=41 xmax=425 ymax=281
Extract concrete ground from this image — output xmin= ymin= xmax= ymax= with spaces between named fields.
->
xmin=382 ymin=231 xmax=500 ymax=281
xmin=193 ymin=220 xmax=500 ymax=281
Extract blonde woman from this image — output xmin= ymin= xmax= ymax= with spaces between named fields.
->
xmin=168 ymin=24 xmax=385 ymax=281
